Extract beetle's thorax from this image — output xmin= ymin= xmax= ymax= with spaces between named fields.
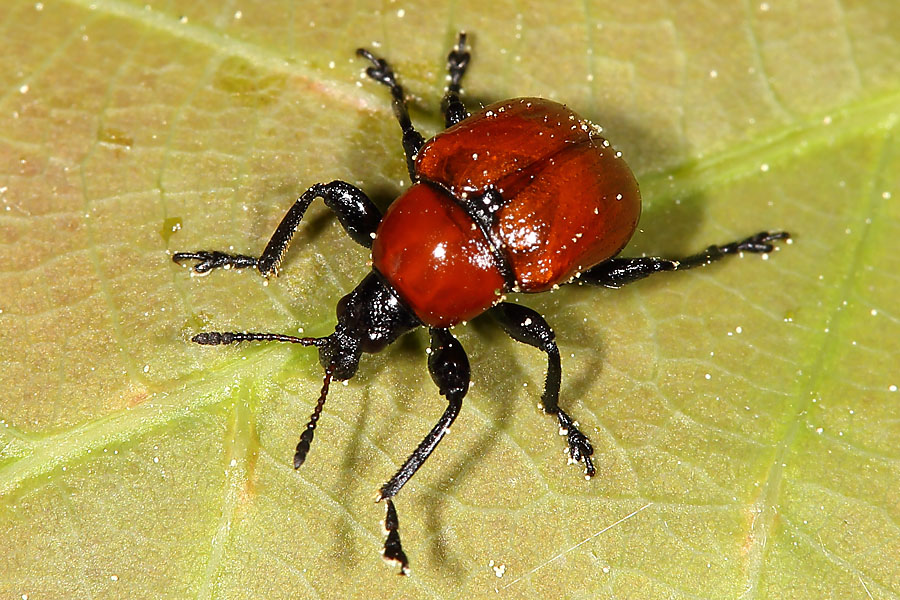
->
xmin=319 ymin=271 xmax=420 ymax=380
xmin=371 ymin=182 xmax=508 ymax=328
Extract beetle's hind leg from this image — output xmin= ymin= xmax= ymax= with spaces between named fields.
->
xmin=172 ymin=181 xmax=381 ymax=277
xmin=579 ymin=231 xmax=790 ymax=288
xmin=442 ymin=32 xmax=471 ymax=127
xmin=490 ymin=302 xmax=596 ymax=478
xmin=357 ymin=47 xmax=425 ymax=181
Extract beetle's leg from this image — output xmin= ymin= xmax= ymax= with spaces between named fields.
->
xmin=579 ymin=231 xmax=790 ymax=288
xmin=490 ymin=302 xmax=596 ymax=478
xmin=377 ymin=328 xmax=470 ymax=575
xmin=356 ymin=47 xmax=424 ymax=181
xmin=172 ymin=180 xmax=381 ymax=277
xmin=442 ymin=32 xmax=471 ymax=128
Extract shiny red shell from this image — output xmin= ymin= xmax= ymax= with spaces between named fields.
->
xmin=371 ymin=182 xmax=507 ymax=327
xmin=372 ymin=98 xmax=641 ymax=328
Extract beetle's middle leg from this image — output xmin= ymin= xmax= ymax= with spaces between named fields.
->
xmin=173 ymin=180 xmax=381 ymax=277
xmin=490 ymin=302 xmax=596 ymax=478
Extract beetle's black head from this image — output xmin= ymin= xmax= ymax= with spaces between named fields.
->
xmin=289 ymin=271 xmax=421 ymax=470
xmin=317 ymin=271 xmax=420 ymax=381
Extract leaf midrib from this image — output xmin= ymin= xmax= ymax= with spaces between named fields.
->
xmin=739 ymin=127 xmax=894 ymax=600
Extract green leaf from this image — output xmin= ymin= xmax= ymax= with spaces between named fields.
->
xmin=1 ymin=1 xmax=899 ymax=598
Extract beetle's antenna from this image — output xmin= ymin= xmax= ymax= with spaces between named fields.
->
xmin=293 ymin=366 xmax=334 ymax=469
xmin=191 ymin=331 xmax=327 ymax=346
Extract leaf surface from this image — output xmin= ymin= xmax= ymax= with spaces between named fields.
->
xmin=1 ymin=1 xmax=899 ymax=598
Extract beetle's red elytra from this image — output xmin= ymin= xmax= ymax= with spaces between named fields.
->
xmin=374 ymin=97 xmax=641 ymax=327
xmin=173 ymin=33 xmax=789 ymax=575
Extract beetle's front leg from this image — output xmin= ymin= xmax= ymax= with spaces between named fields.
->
xmin=490 ymin=302 xmax=596 ymax=478
xmin=377 ymin=328 xmax=470 ymax=575
xmin=173 ymin=180 xmax=381 ymax=277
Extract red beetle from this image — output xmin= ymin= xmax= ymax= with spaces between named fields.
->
xmin=173 ymin=33 xmax=788 ymax=574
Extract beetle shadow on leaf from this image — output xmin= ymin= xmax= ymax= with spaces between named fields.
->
xmin=627 ymin=192 xmax=712 ymax=258
xmin=328 ymin=382 xmax=380 ymax=571
xmin=342 ymin=114 xmax=420 ymax=214
xmin=581 ymin=106 xmax=708 ymax=258
xmin=522 ymin=290 xmax=612 ymax=421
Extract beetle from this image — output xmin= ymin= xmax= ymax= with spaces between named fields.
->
xmin=173 ymin=33 xmax=789 ymax=574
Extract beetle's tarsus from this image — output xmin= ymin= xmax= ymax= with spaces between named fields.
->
xmin=191 ymin=331 xmax=326 ymax=347
xmin=356 ymin=48 xmax=397 ymax=88
xmin=381 ymin=499 xmax=410 ymax=576
xmin=447 ymin=33 xmax=470 ymax=84
xmin=443 ymin=32 xmax=472 ymax=127
xmin=558 ymin=409 xmax=596 ymax=477
xmin=488 ymin=303 xmax=598 ymax=479
xmin=730 ymin=230 xmax=790 ymax=254
xmin=580 ymin=230 xmax=790 ymax=288
xmin=172 ymin=250 xmax=258 ymax=274
xmin=357 ymin=46 xmax=423 ymax=180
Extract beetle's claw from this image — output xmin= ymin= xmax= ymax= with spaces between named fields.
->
xmin=381 ymin=499 xmax=410 ymax=576
xmin=448 ymin=36 xmax=470 ymax=72
xmin=382 ymin=531 xmax=410 ymax=576
xmin=566 ymin=428 xmax=596 ymax=478
xmin=456 ymin=31 xmax=467 ymax=50
xmin=558 ymin=410 xmax=596 ymax=478
xmin=173 ymin=250 xmax=218 ymax=273
xmin=735 ymin=231 xmax=791 ymax=254
xmin=356 ymin=49 xmax=397 ymax=88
